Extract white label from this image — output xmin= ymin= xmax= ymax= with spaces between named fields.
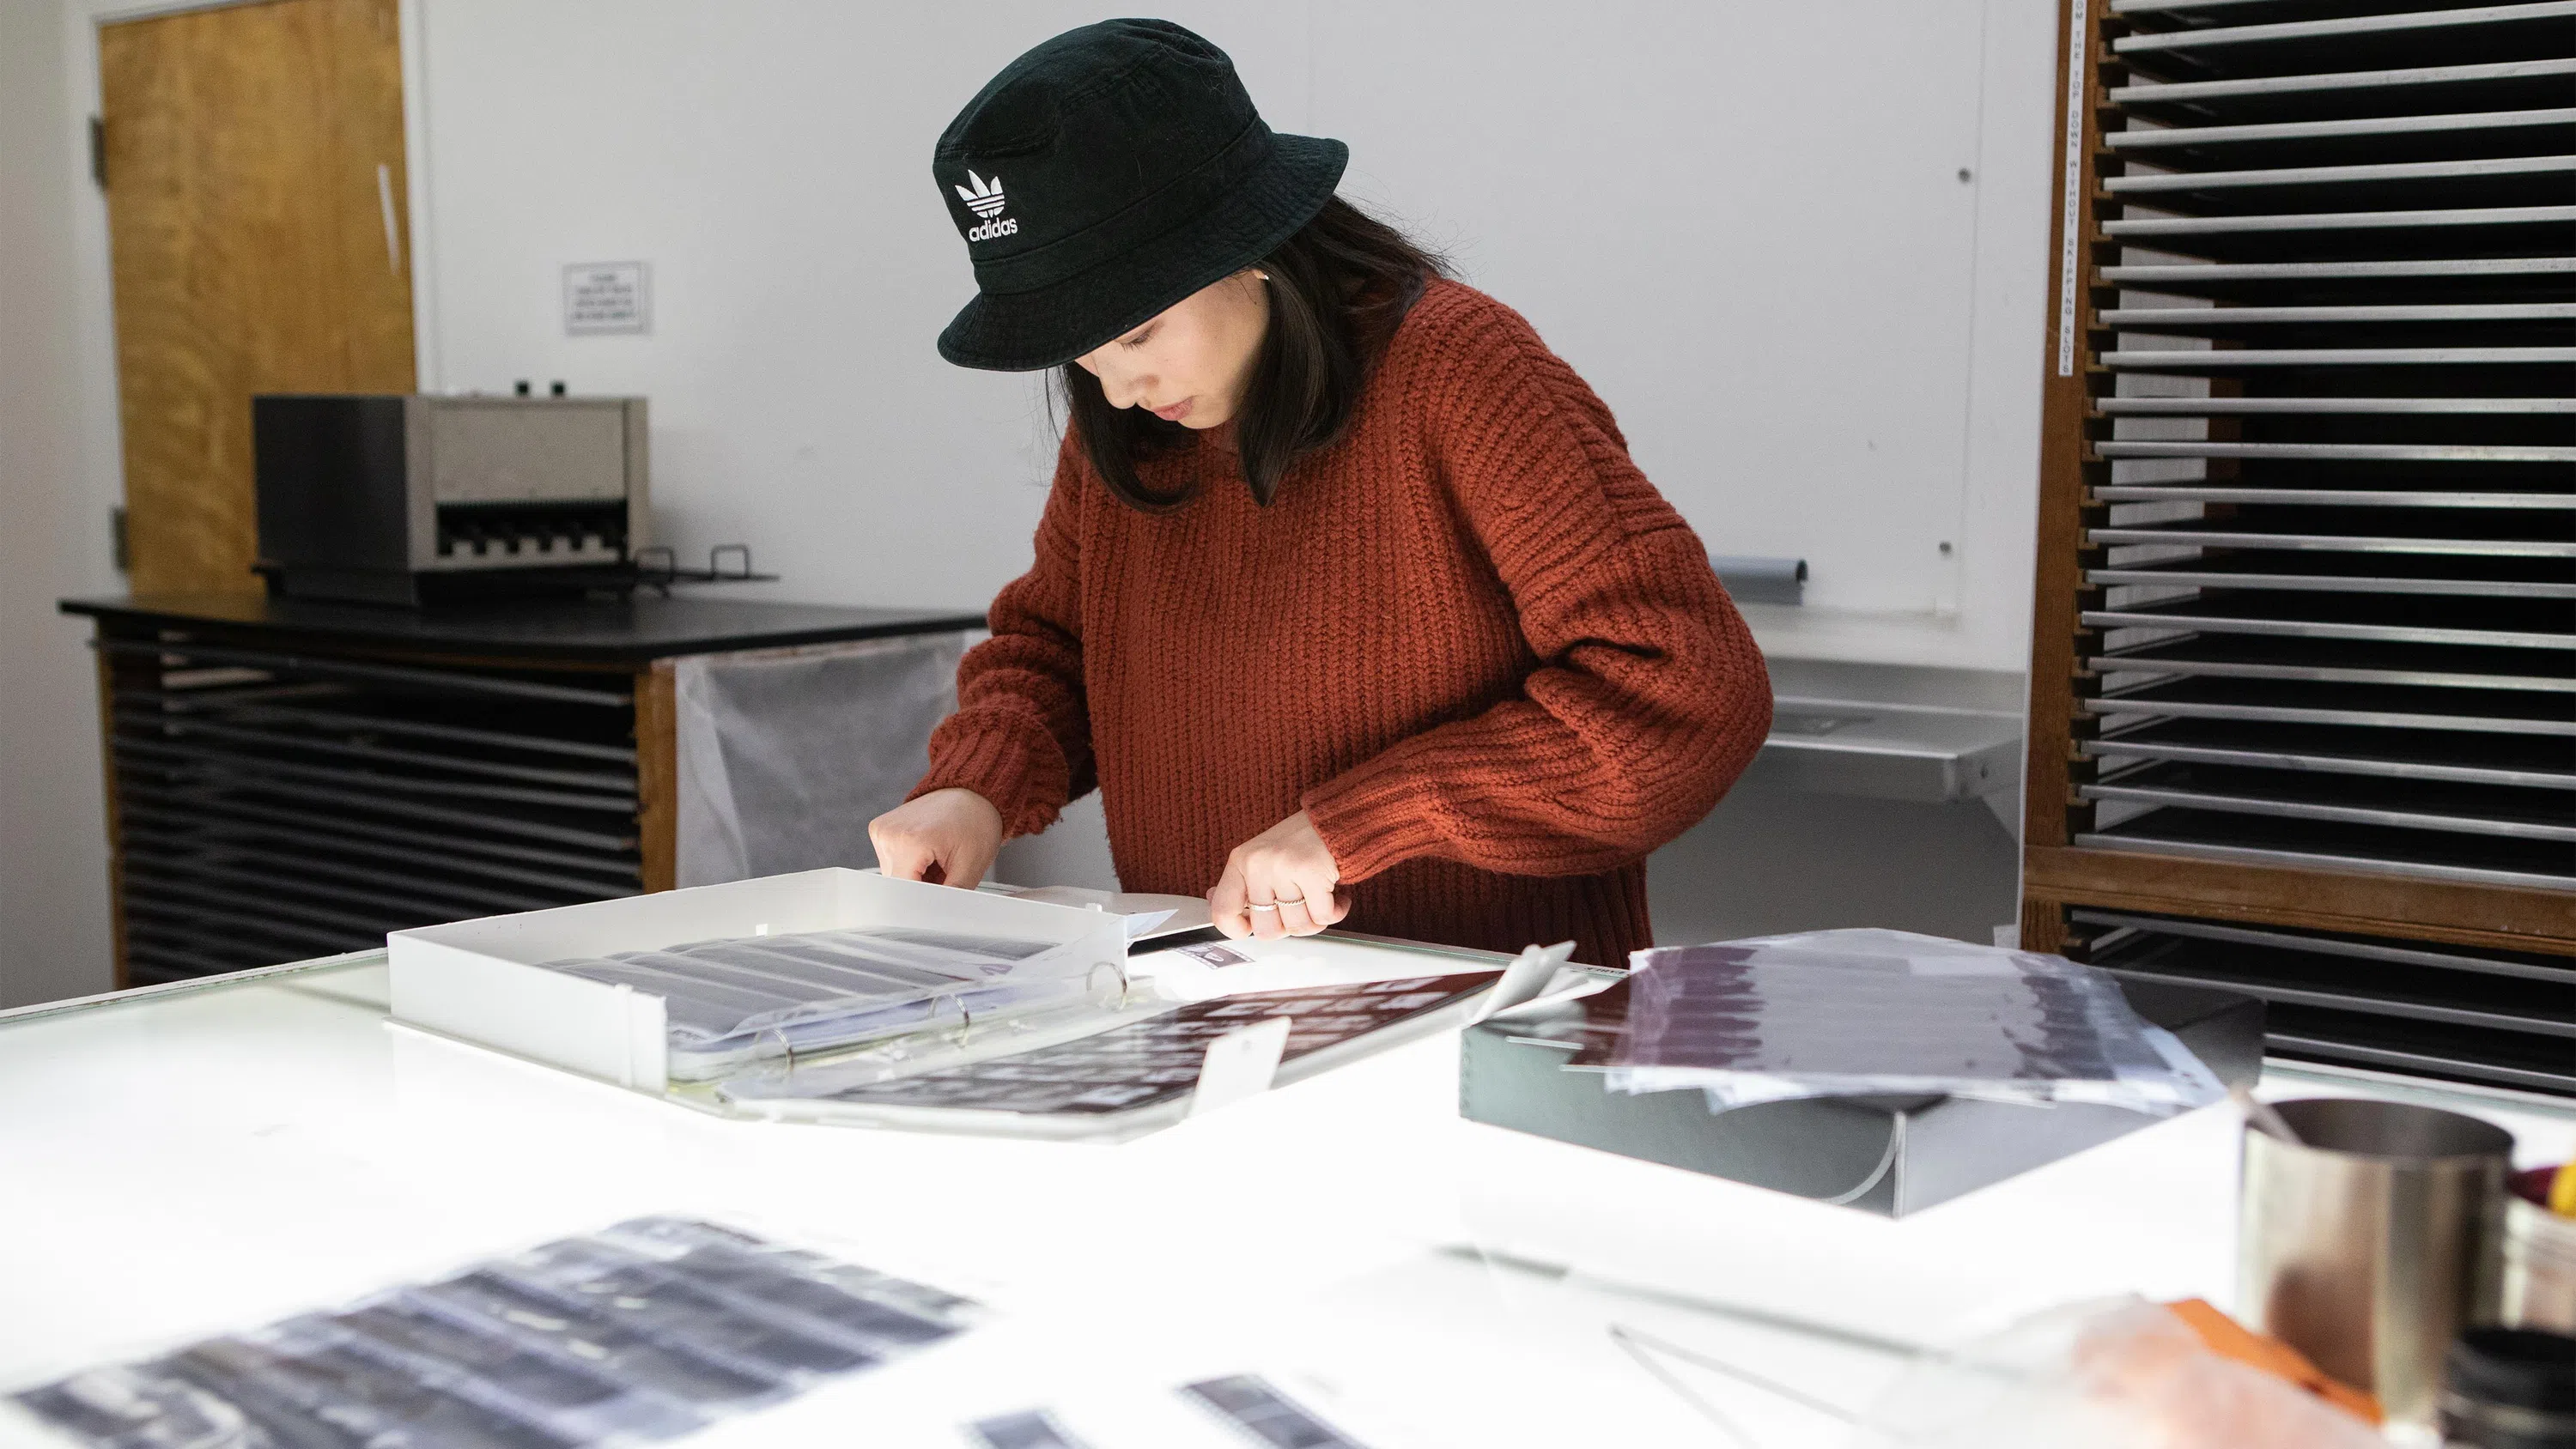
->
xmin=1187 ymin=1016 xmax=1290 ymax=1118
xmin=2056 ymin=0 xmax=2088 ymax=378
xmin=1472 ymin=941 xmax=1577 ymax=1023
xmin=565 ymin=261 xmax=651 ymax=336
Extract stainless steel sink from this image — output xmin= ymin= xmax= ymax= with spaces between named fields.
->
xmin=1751 ymin=661 xmax=2026 ymax=804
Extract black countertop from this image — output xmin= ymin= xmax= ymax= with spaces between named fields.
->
xmin=61 ymin=593 xmax=989 ymax=666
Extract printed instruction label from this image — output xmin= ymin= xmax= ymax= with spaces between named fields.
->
xmin=2056 ymin=0 xmax=2087 ymax=377
xmin=565 ymin=261 xmax=651 ymax=335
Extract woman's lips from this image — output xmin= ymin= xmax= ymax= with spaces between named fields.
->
xmin=1151 ymin=398 xmax=1193 ymax=423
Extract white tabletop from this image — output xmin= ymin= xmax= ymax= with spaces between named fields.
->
xmin=1 ymin=951 xmax=2567 ymax=1448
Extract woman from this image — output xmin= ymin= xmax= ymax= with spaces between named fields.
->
xmin=869 ymin=19 xmax=1771 ymax=967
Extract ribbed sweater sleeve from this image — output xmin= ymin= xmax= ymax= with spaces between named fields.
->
xmin=1302 ymin=302 xmax=1773 ymax=882
xmin=908 ymin=439 xmax=1096 ymax=838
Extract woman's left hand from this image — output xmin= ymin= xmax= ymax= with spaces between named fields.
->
xmin=1208 ymin=810 xmax=1351 ymax=940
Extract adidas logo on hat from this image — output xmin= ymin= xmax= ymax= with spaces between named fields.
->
xmin=956 ymin=170 xmax=1018 ymax=240
xmin=956 ymin=170 xmax=1007 ymax=218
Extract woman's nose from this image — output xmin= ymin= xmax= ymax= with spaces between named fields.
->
xmin=1100 ymin=368 xmax=1151 ymax=409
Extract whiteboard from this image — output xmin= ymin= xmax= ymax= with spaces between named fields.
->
xmin=1315 ymin=2 xmax=1996 ymax=616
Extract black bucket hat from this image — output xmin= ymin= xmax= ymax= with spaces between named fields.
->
xmin=933 ymin=19 xmax=1348 ymax=372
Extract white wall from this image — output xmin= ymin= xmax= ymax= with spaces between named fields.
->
xmin=1 ymin=0 xmax=118 ymax=1009
xmin=410 ymin=2 xmax=1315 ymax=629
xmin=407 ymin=0 xmax=2057 ymax=671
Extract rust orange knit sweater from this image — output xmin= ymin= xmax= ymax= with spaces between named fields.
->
xmin=912 ymin=279 xmax=1772 ymax=967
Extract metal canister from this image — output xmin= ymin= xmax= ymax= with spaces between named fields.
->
xmin=2503 ymin=1166 xmax=2576 ymax=1336
xmin=2239 ymin=1097 xmax=2513 ymax=1430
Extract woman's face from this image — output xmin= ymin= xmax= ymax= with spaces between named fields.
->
xmin=1072 ymin=270 xmax=1268 ymax=430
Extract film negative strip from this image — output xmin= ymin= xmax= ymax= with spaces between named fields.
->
xmin=806 ymin=973 xmax=1497 ymax=1117
xmin=13 ymin=1217 xmax=979 ymax=1449
xmin=1181 ymin=1374 xmax=1373 ymax=1449
xmin=967 ymin=1408 xmax=1094 ymax=1449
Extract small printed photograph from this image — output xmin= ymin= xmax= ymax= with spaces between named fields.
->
xmin=1064 ymin=1083 xmax=1163 ymax=1108
xmin=1175 ymin=943 xmax=1253 ymax=967
xmin=501 ymin=1241 xmax=880 ymax=1380
xmin=1139 ymin=1022 xmax=1217 ymax=1042
xmin=1181 ymin=1374 xmax=1371 ymax=1449
xmin=13 ymin=1367 xmax=246 ymax=1449
xmin=153 ymin=1331 xmax=578 ymax=1449
xmin=968 ymin=1408 xmax=1092 ymax=1449
xmin=1279 ymin=1014 xmax=1370 ymax=1033
xmin=406 ymin=1269 xmax=791 ymax=1408
xmin=329 ymin=1296 xmax=707 ymax=1441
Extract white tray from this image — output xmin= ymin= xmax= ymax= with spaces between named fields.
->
xmin=387 ymin=869 xmax=1134 ymax=1094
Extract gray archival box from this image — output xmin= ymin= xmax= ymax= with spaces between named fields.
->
xmin=1460 ymin=979 xmax=2263 ymax=1217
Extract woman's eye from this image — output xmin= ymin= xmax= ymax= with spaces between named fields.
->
xmin=1120 ymin=328 xmax=1154 ymax=349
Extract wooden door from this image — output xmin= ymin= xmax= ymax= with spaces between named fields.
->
xmin=98 ymin=0 xmax=416 ymax=597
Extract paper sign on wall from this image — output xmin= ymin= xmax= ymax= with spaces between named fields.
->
xmin=565 ymin=261 xmax=650 ymax=335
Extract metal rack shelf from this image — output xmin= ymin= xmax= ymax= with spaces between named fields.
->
xmin=2084 ymin=714 xmax=2576 ymax=788
xmin=2075 ymin=908 xmax=2576 ymax=1094
xmin=2106 ymin=104 xmax=2576 ymax=167
xmin=94 ymin=636 xmax=647 ymax=985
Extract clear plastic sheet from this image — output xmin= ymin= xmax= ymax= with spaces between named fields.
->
xmin=11 ymin=1217 xmax=979 ymax=1449
xmin=1597 ymin=930 xmax=2223 ymax=1116
xmin=709 ymin=991 xmax=1175 ymax=1100
xmin=1851 ymin=1296 xmax=2383 ymax=1449
xmin=672 ymin=633 xmax=971 ymax=888
xmin=540 ymin=925 xmax=1126 ymax=1081
xmin=719 ymin=973 xmax=1500 ymax=1119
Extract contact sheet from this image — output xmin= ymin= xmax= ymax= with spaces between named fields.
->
xmin=721 ymin=973 xmax=1500 ymax=1128
xmin=13 ymin=1218 xmax=981 ymax=1449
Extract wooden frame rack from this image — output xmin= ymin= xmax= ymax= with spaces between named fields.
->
xmin=2020 ymin=0 xmax=2575 ymax=1094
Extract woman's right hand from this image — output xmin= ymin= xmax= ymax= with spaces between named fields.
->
xmin=867 ymin=788 xmax=1004 ymax=888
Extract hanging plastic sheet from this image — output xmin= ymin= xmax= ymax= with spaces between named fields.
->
xmin=673 ymin=632 xmax=973 ymax=888
xmin=1591 ymin=930 xmax=2224 ymax=1117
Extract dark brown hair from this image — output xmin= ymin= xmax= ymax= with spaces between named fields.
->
xmin=1056 ymin=197 xmax=1446 ymax=510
